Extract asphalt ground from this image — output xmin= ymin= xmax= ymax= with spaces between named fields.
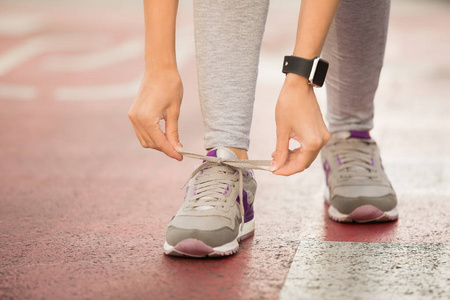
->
xmin=1 ymin=0 xmax=449 ymax=299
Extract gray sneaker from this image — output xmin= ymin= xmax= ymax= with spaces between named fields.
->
xmin=321 ymin=131 xmax=398 ymax=223
xmin=164 ymin=147 xmax=258 ymax=257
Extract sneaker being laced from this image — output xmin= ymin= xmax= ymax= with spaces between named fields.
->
xmin=164 ymin=147 xmax=270 ymax=257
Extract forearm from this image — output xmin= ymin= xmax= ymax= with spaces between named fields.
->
xmin=285 ymin=0 xmax=340 ymax=86
xmin=293 ymin=0 xmax=340 ymax=59
xmin=143 ymin=0 xmax=179 ymax=71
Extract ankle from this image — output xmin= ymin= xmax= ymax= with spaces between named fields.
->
xmin=226 ymin=147 xmax=248 ymax=160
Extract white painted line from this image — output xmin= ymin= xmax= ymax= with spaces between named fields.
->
xmin=41 ymin=38 xmax=143 ymax=72
xmin=0 ymin=83 xmax=36 ymax=100
xmin=0 ymin=33 xmax=111 ymax=76
xmin=54 ymin=28 xmax=195 ymax=102
xmin=0 ymin=14 xmax=45 ymax=36
xmin=280 ymin=241 xmax=450 ymax=300
xmin=383 ymin=156 xmax=450 ymax=197
xmin=55 ymin=79 xmax=141 ymax=101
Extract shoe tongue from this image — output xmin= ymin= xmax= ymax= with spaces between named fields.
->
xmin=195 ymin=148 xmax=237 ymax=211
xmin=206 ymin=147 xmax=238 ymax=160
xmin=333 ymin=130 xmax=371 ymax=140
xmin=333 ymin=131 xmax=372 ymax=179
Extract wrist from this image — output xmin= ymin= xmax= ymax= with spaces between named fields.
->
xmin=143 ymin=67 xmax=181 ymax=85
xmin=284 ymin=73 xmax=312 ymax=90
xmin=145 ymin=58 xmax=178 ymax=73
xmin=292 ymin=49 xmax=318 ymax=60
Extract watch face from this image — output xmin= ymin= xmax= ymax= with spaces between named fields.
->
xmin=312 ymin=59 xmax=329 ymax=87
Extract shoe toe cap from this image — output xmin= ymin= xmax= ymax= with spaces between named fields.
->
xmin=330 ymin=193 xmax=397 ymax=215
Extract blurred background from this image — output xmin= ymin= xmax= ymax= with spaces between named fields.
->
xmin=1 ymin=0 xmax=449 ymax=299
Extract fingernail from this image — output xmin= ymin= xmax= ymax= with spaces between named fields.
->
xmin=269 ymin=161 xmax=277 ymax=172
xmin=175 ymin=143 xmax=183 ymax=152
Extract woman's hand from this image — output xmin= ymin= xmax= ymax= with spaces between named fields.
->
xmin=128 ymin=69 xmax=183 ymax=161
xmin=271 ymin=73 xmax=331 ymax=176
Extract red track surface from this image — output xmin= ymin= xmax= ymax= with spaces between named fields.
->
xmin=1 ymin=1 xmax=449 ymax=299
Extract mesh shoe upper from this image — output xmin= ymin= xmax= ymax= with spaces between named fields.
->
xmin=321 ymin=131 xmax=397 ymax=214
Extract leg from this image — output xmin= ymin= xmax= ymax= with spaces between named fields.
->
xmin=193 ymin=0 xmax=270 ymax=151
xmin=323 ymin=0 xmax=390 ymax=132
xmin=164 ymin=0 xmax=270 ymax=257
xmin=320 ymin=0 xmax=397 ymax=223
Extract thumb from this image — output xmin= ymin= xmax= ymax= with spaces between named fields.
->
xmin=165 ymin=110 xmax=183 ymax=152
xmin=271 ymin=128 xmax=289 ymax=172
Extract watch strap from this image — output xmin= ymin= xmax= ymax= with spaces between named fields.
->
xmin=282 ymin=55 xmax=329 ymax=87
xmin=282 ymin=56 xmax=314 ymax=78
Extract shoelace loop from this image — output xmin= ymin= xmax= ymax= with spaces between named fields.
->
xmin=179 ymin=151 xmax=271 ymax=230
xmin=330 ymin=140 xmax=378 ymax=180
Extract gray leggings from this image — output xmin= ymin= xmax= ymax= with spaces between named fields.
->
xmin=194 ymin=0 xmax=390 ymax=150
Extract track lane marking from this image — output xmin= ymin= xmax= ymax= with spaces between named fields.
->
xmin=280 ymin=241 xmax=450 ymax=300
xmin=0 ymin=33 xmax=111 ymax=76
xmin=41 ymin=38 xmax=143 ymax=72
xmin=0 ymin=83 xmax=36 ymax=100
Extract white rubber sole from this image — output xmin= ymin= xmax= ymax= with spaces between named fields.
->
xmin=328 ymin=204 xmax=398 ymax=223
xmin=325 ymin=188 xmax=398 ymax=223
xmin=163 ymin=219 xmax=255 ymax=258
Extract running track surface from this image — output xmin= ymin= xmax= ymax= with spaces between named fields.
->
xmin=1 ymin=1 xmax=449 ymax=299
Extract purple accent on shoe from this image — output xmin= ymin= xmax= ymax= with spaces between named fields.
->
xmin=184 ymin=186 xmax=189 ymax=200
xmin=243 ymin=171 xmax=250 ymax=178
xmin=236 ymin=190 xmax=254 ymax=223
xmin=223 ymin=184 xmax=230 ymax=196
xmin=323 ymin=160 xmax=331 ymax=186
xmin=349 ymin=130 xmax=371 ymax=140
xmin=206 ymin=149 xmax=217 ymax=157
xmin=347 ymin=205 xmax=384 ymax=222
xmin=336 ymin=155 xmax=343 ymax=166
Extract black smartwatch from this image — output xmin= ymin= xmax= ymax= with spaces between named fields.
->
xmin=282 ymin=56 xmax=329 ymax=87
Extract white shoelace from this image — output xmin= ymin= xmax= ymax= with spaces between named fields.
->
xmin=179 ymin=151 xmax=271 ymax=230
xmin=332 ymin=141 xmax=378 ymax=180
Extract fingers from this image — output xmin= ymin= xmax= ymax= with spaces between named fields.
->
xmin=128 ymin=109 xmax=148 ymax=148
xmin=274 ymin=133 xmax=329 ymax=176
xmin=131 ymin=125 xmax=148 ymax=148
xmin=274 ymin=147 xmax=318 ymax=176
xmin=147 ymin=126 xmax=183 ymax=161
xmin=165 ymin=107 xmax=183 ymax=152
xmin=128 ymin=110 xmax=183 ymax=161
xmin=270 ymin=126 xmax=290 ymax=172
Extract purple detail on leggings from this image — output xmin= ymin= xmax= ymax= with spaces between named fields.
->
xmin=206 ymin=149 xmax=217 ymax=157
xmin=323 ymin=160 xmax=331 ymax=186
xmin=371 ymin=157 xmax=375 ymax=166
xmin=236 ymin=190 xmax=254 ymax=222
xmin=349 ymin=130 xmax=371 ymax=140
xmin=380 ymin=158 xmax=384 ymax=170
xmin=337 ymin=155 xmax=343 ymax=166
